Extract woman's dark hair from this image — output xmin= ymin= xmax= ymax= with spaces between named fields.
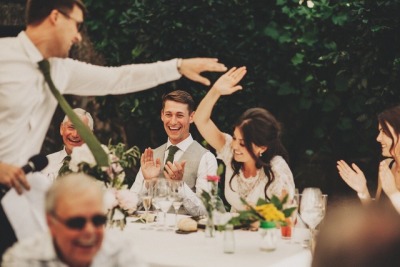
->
xmin=229 ymin=108 xmax=289 ymax=200
xmin=26 ymin=0 xmax=87 ymax=25
xmin=378 ymin=105 xmax=400 ymax=157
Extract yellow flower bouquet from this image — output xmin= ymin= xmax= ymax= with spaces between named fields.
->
xmin=229 ymin=195 xmax=296 ymax=229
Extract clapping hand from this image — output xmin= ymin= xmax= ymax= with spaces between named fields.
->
xmin=141 ymin=148 xmax=161 ymax=180
xmin=211 ymin=67 xmax=247 ymax=96
xmin=180 ymin=58 xmax=228 ymax=86
xmin=379 ymin=160 xmax=400 ymax=197
xmin=336 ymin=160 xmax=369 ymax=195
xmin=164 ymin=161 xmax=186 ymax=181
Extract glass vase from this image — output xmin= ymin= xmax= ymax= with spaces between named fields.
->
xmin=106 ymin=207 xmax=126 ymax=230
xmin=205 ymin=214 xmax=215 ymax=238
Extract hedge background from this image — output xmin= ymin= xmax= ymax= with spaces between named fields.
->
xmin=2 ymin=0 xmax=400 ymax=202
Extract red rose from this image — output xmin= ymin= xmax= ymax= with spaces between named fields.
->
xmin=207 ymin=175 xmax=220 ymax=182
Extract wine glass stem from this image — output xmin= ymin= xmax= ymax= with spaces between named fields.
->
xmin=175 ymin=210 xmax=178 ymax=228
xmin=144 ymin=209 xmax=148 ymax=224
xmin=309 ymin=228 xmax=316 ymax=254
xmin=164 ymin=211 xmax=167 ymax=231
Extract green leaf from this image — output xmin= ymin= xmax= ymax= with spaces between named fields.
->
xmin=283 ymin=207 xmax=297 ymax=217
xmin=291 ymin=53 xmax=304 ymax=66
xmin=263 ymin=23 xmax=279 ymax=40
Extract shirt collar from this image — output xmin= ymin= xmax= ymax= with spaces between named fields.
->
xmin=166 ymin=134 xmax=193 ymax=152
xmin=18 ymin=31 xmax=44 ymax=64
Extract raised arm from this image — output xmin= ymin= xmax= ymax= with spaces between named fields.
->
xmin=194 ymin=67 xmax=247 ymax=152
xmin=179 ymin=58 xmax=227 ymax=86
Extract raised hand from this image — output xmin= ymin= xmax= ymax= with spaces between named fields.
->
xmin=211 ymin=67 xmax=247 ymax=96
xmin=180 ymin=58 xmax=227 ymax=86
xmin=140 ymin=148 xmax=161 ymax=180
xmin=336 ymin=160 xmax=369 ymax=195
xmin=379 ymin=160 xmax=399 ymax=197
xmin=164 ymin=161 xmax=186 ymax=181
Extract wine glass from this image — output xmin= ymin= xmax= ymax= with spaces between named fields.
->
xmin=154 ymin=178 xmax=173 ymax=231
xmin=299 ymin=188 xmax=327 ymax=251
xmin=140 ymin=179 xmax=153 ymax=230
xmin=170 ymin=180 xmax=185 ymax=229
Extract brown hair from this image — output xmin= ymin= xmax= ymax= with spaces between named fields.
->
xmin=26 ymin=0 xmax=87 ymax=25
xmin=161 ymin=90 xmax=195 ymax=114
xmin=378 ymin=105 xmax=400 ymax=157
xmin=229 ymin=108 xmax=289 ymax=200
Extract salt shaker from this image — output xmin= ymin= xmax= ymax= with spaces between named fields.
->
xmin=223 ymin=224 xmax=235 ymax=254
xmin=259 ymin=221 xmax=278 ymax=251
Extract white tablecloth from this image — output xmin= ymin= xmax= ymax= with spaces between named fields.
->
xmin=109 ymin=214 xmax=312 ymax=267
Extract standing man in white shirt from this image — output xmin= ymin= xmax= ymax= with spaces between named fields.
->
xmin=0 ymin=0 xmax=227 ymax=193
xmin=0 ymin=0 xmax=227 ymax=258
xmin=41 ymin=108 xmax=94 ymax=182
xmin=130 ymin=90 xmax=218 ymax=216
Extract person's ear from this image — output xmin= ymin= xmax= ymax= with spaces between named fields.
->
xmin=49 ymin=9 xmax=60 ymax=26
xmin=258 ymin=146 xmax=267 ymax=156
xmin=46 ymin=214 xmax=57 ymax=236
xmin=189 ymin=111 xmax=195 ymax=124
xmin=160 ymin=109 xmax=165 ymax=122
xmin=60 ymin=123 xmax=64 ymax=136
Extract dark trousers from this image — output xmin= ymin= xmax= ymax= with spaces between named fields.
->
xmin=0 ymin=197 xmax=17 ymax=260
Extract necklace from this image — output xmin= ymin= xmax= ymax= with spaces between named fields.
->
xmin=236 ymin=169 xmax=263 ymax=199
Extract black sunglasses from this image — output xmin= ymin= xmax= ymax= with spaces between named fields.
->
xmin=52 ymin=213 xmax=107 ymax=230
xmin=57 ymin=9 xmax=84 ymax=32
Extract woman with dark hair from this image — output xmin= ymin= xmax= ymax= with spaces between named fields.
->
xmin=337 ymin=105 xmax=400 ymax=212
xmin=194 ymin=67 xmax=295 ymax=211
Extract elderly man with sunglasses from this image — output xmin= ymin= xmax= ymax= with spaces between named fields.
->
xmin=2 ymin=173 xmax=145 ymax=267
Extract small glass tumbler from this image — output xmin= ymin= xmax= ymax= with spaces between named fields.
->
xmin=260 ymin=221 xmax=278 ymax=251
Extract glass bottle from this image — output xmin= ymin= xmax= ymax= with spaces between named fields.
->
xmin=223 ymin=224 xmax=235 ymax=254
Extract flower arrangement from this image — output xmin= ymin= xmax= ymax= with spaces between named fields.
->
xmin=59 ymin=141 xmax=141 ymax=229
xmin=229 ymin=195 xmax=296 ymax=229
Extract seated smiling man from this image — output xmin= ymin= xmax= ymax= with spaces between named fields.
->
xmin=2 ymin=173 xmax=145 ymax=267
xmin=41 ymin=108 xmax=94 ymax=182
xmin=130 ymin=90 xmax=218 ymax=216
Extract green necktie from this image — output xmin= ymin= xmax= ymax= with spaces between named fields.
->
xmin=38 ymin=59 xmax=109 ymax=167
xmin=165 ymin=145 xmax=179 ymax=165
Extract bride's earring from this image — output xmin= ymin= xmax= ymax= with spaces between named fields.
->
xmin=259 ymin=151 xmax=263 ymax=157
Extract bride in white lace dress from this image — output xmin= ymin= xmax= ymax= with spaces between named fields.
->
xmin=194 ymin=67 xmax=295 ymax=211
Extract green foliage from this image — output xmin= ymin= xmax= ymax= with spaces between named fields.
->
xmin=83 ymin=0 xmax=400 ymax=193
xmin=107 ymin=140 xmax=141 ymax=169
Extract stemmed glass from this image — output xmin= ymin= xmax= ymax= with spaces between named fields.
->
xmin=140 ymin=179 xmax=154 ymax=230
xmin=153 ymin=178 xmax=173 ymax=231
xmin=299 ymin=188 xmax=327 ymax=251
xmin=170 ymin=180 xmax=185 ymax=229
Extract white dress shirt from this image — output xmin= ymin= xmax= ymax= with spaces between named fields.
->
xmin=41 ymin=149 xmax=68 ymax=183
xmin=2 ymin=230 xmax=147 ymax=267
xmin=131 ymin=135 xmax=218 ymax=215
xmin=0 ymin=31 xmax=181 ymax=166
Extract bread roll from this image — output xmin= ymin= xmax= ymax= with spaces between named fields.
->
xmin=177 ymin=217 xmax=198 ymax=232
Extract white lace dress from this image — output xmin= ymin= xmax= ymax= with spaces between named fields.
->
xmin=217 ymin=133 xmax=295 ymax=211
